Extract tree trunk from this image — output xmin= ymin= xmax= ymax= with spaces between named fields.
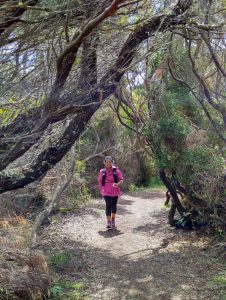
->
xmin=168 ymin=202 xmax=177 ymax=226
xmin=159 ymin=170 xmax=187 ymax=221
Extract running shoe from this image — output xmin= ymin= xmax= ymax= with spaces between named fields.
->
xmin=106 ymin=221 xmax=112 ymax=229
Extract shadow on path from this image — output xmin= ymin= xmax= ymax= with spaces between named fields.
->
xmin=98 ymin=228 xmax=124 ymax=238
xmin=39 ymin=234 xmax=219 ymax=300
xmin=39 ymin=190 xmax=224 ymax=300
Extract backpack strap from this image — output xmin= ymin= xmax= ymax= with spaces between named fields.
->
xmin=113 ymin=166 xmax=118 ymax=183
xmin=102 ymin=167 xmax=118 ymax=185
xmin=102 ymin=168 xmax=106 ymax=186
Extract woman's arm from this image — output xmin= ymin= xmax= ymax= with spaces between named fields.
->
xmin=114 ymin=169 xmax=123 ymax=187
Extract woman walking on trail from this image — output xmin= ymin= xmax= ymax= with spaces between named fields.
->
xmin=98 ymin=156 xmax=123 ymax=229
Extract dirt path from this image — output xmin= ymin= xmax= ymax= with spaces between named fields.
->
xmin=40 ymin=190 xmax=225 ymax=300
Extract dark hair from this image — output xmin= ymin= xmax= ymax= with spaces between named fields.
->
xmin=104 ymin=156 xmax=113 ymax=162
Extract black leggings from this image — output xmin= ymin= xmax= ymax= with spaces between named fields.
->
xmin=104 ymin=196 xmax=118 ymax=216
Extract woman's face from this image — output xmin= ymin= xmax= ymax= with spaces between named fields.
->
xmin=105 ymin=159 xmax=113 ymax=169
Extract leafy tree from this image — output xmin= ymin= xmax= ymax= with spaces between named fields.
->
xmin=112 ymin=13 xmax=225 ymax=228
xmin=0 ymin=0 xmax=196 ymax=193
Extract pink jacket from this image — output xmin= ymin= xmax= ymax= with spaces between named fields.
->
xmin=98 ymin=167 xmax=123 ymax=197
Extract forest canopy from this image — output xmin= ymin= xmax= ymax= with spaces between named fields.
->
xmin=0 ymin=0 xmax=225 ymax=216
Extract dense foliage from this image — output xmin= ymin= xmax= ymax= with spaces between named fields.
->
xmin=0 ymin=0 xmax=225 ymax=229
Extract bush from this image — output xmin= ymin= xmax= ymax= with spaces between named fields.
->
xmin=178 ymin=147 xmax=224 ymax=203
xmin=144 ymin=176 xmax=164 ymax=188
xmin=66 ymin=186 xmax=91 ymax=209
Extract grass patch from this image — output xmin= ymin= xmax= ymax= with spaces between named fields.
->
xmin=0 ymin=215 xmax=29 ymax=229
xmin=129 ymin=184 xmax=139 ymax=193
xmin=144 ymin=176 xmax=164 ymax=188
xmin=213 ymin=229 xmax=226 ymax=239
xmin=129 ymin=177 xmax=165 ymax=194
xmin=210 ymin=272 xmax=226 ymax=300
xmin=211 ymin=273 xmax=226 ymax=286
xmin=0 ymin=288 xmax=9 ymax=299
xmin=49 ymin=251 xmax=71 ymax=271
xmin=49 ymin=279 xmax=87 ymax=300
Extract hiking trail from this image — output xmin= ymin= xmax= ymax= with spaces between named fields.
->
xmin=39 ymin=190 xmax=224 ymax=300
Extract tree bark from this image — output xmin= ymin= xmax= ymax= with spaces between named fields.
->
xmin=159 ymin=170 xmax=187 ymax=217
xmin=168 ymin=203 xmax=177 ymax=226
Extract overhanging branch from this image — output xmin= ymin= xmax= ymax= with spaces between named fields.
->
xmin=0 ymin=0 xmax=193 ymax=192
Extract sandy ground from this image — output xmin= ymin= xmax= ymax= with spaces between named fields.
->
xmin=39 ymin=190 xmax=225 ymax=300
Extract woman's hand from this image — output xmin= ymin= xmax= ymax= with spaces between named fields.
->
xmin=113 ymin=181 xmax=122 ymax=188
